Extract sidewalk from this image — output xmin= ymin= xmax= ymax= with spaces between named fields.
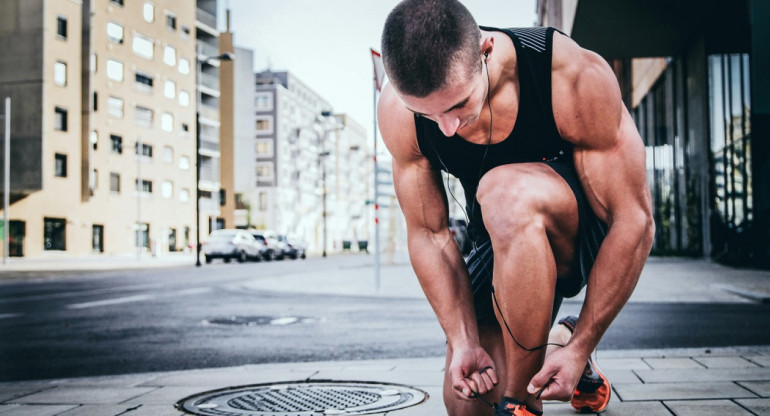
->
xmin=1 ymin=256 xmax=769 ymax=415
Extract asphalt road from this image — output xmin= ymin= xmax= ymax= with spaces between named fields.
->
xmin=0 ymin=257 xmax=768 ymax=382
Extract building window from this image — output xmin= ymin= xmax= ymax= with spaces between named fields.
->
xmin=178 ymin=58 xmax=190 ymax=75
xmin=178 ymin=156 xmax=190 ymax=170
xmin=136 ymin=223 xmax=149 ymax=249
xmin=56 ymin=16 xmax=67 ymax=39
xmin=136 ymin=179 xmax=153 ymax=194
xmin=132 ymin=34 xmax=154 ymax=59
xmin=90 ymin=130 xmax=98 ymax=150
xmin=256 ymin=162 xmax=274 ymax=180
xmin=110 ymin=0 xmax=124 ymax=6
xmin=258 ymin=192 xmax=267 ymax=211
xmin=54 ymin=107 xmax=67 ymax=131
xmin=161 ymin=180 xmax=173 ymax=198
xmin=181 ymin=123 xmax=190 ymax=132
xmin=181 ymin=25 xmax=190 ymax=36
xmin=89 ymin=168 xmax=98 ymax=194
xmin=92 ymin=91 xmax=98 ymax=111
xmin=107 ymin=21 xmax=123 ymax=44
xmin=168 ymin=228 xmax=177 ymax=251
xmin=106 ymin=59 xmax=123 ymax=82
xmin=256 ymin=139 xmax=273 ymax=157
xmin=107 ymin=96 xmax=123 ymax=118
xmin=92 ymin=225 xmax=104 ymax=253
xmin=163 ymin=146 xmax=174 ymax=163
xmin=707 ymin=53 xmax=753 ymax=258
xmin=178 ymin=90 xmax=189 ymax=107
xmin=110 ymin=172 xmax=120 ymax=193
xmin=255 ymin=92 xmax=273 ymax=111
xmin=135 ymin=142 xmax=152 ymax=158
xmin=110 ymin=134 xmax=123 ymax=154
xmin=135 ymin=70 xmax=153 ymax=92
xmin=163 ymin=79 xmax=175 ymax=99
xmin=54 ymin=153 xmax=67 ymax=177
xmin=256 ymin=116 xmax=273 ymax=134
xmin=165 ymin=12 xmax=177 ymax=30
xmin=143 ymin=2 xmax=154 ymax=22
xmin=90 ymin=53 xmax=97 ymax=72
xmin=161 ymin=112 xmax=173 ymax=131
xmin=54 ymin=61 xmax=67 ymax=86
xmin=180 ymin=188 xmax=190 ymax=202
xmin=135 ymin=106 xmax=153 ymax=127
xmin=44 ymin=218 xmax=66 ymax=251
xmin=163 ymin=45 xmax=176 ymax=66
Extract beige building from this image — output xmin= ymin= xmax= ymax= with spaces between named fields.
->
xmin=0 ymin=0 xmax=220 ymax=258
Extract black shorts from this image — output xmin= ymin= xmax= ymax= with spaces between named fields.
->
xmin=466 ymin=161 xmax=608 ymax=324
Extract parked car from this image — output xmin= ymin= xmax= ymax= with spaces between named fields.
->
xmin=202 ymin=229 xmax=261 ymax=264
xmin=250 ymin=232 xmax=278 ymax=261
xmin=449 ymin=218 xmax=471 ymax=256
xmin=278 ymin=235 xmax=306 ymax=259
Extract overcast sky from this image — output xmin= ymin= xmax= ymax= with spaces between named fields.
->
xmin=217 ymin=0 xmax=537 ymax=148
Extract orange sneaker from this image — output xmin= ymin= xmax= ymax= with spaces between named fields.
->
xmin=494 ymin=397 xmax=543 ymax=416
xmin=570 ymin=356 xmax=611 ymax=413
xmin=557 ymin=315 xmax=611 ymax=413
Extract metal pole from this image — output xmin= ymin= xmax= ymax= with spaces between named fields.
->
xmin=3 ymin=97 xmax=9 ymax=265
xmin=372 ymin=78 xmax=380 ymax=290
xmin=322 ymin=142 xmax=327 ymax=258
xmin=137 ymin=135 xmax=142 ymax=260
xmin=195 ymin=49 xmax=202 ymax=267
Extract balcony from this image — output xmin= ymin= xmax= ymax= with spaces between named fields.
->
xmin=198 ymin=103 xmax=219 ymax=122
xmin=197 ymin=41 xmax=220 ymax=60
xmin=199 ymin=140 xmax=219 ymax=153
xmin=196 ymin=8 xmax=216 ymax=30
xmin=199 ymin=71 xmax=219 ymax=91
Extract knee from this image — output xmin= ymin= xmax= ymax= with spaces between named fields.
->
xmin=476 ymin=167 xmax=546 ymax=241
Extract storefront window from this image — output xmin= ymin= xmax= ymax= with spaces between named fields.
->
xmin=632 ymin=59 xmax=702 ymax=256
xmin=708 ymin=53 xmax=752 ymax=260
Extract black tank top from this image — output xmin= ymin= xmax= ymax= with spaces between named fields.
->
xmin=415 ymin=26 xmax=571 ymax=242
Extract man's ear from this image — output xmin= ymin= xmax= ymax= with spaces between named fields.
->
xmin=480 ymin=35 xmax=495 ymax=61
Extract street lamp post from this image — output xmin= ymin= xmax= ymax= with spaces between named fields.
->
xmin=319 ymin=150 xmax=330 ymax=257
xmin=195 ymin=49 xmax=234 ymax=267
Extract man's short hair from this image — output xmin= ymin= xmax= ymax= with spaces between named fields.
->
xmin=381 ymin=0 xmax=481 ymax=98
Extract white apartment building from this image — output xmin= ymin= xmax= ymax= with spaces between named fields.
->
xmin=253 ymin=70 xmax=372 ymax=253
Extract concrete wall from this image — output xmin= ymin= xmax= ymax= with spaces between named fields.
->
xmin=0 ymin=0 xmax=45 ymax=194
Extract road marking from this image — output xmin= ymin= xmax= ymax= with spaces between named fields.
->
xmin=0 ymin=313 xmax=23 ymax=319
xmin=174 ymin=287 xmax=212 ymax=296
xmin=65 ymin=287 xmax=212 ymax=310
xmin=67 ymin=294 xmax=156 ymax=309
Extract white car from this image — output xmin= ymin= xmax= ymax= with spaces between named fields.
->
xmin=202 ymin=229 xmax=261 ymax=263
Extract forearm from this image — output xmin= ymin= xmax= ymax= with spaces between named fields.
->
xmin=408 ymin=228 xmax=480 ymax=348
xmin=569 ymin=219 xmax=654 ymax=357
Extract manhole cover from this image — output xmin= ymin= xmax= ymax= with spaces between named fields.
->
xmin=176 ymin=380 xmax=428 ymax=415
xmin=203 ymin=316 xmax=320 ymax=326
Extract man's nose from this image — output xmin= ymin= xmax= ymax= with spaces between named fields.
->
xmin=437 ymin=115 xmax=460 ymax=137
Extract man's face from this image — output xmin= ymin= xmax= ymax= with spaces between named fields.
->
xmin=398 ymin=62 xmax=486 ymax=137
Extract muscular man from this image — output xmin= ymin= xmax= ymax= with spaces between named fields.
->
xmin=377 ymin=1 xmax=654 ymax=415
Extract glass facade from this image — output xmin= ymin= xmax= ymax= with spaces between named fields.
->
xmin=632 ymin=54 xmax=753 ymax=259
xmin=632 ymin=59 xmax=703 ymax=255
xmin=708 ymin=54 xmax=753 ymax=262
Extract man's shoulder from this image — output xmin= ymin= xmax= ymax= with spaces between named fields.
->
xmin=550 ymin=32 xmax=624 ymax=148
xmin=377 ymin=84 xmax=423 ymax=163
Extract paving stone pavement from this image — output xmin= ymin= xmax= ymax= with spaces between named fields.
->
xmin=1 ymin=256 xmax=770 ymax=415
xmin=0 ymin=348 xmax=769 ymax=415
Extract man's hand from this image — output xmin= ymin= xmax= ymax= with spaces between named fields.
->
xmin=527 ymin=345 xmax=585 ymax=401
xmin=449 ymin=345 xmax=499 ymax=401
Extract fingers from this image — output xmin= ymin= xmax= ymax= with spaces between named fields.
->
xmin=452 ymin=367 xmax=498 ymax=401
xmin=527 ymin=367 xmax=573 ymax=402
